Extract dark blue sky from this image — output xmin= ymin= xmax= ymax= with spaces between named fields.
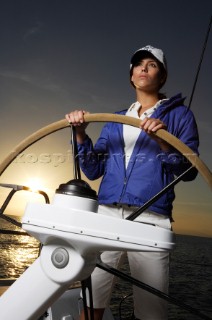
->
xmin=0 ymin=0 xmax=211 ymax=236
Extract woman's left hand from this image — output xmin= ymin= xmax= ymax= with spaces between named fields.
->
xmin=140 ymin=117 xmax=166 ymax=132
xmin=140 ymin=118 xmax=170 ymax=151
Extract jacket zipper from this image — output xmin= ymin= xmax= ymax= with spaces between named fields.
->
xmin=118 ymin=176 xmax=128 ymax=203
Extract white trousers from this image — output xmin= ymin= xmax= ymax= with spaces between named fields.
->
xmin=83 ymin=204 xmax=171 ymax=320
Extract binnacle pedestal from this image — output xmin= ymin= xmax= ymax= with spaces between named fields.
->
xmin=0 ymin=180 xmax=175 ymax=320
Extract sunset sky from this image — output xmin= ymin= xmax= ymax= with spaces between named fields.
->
xmin=0 ymin=0 xmax=211 ymax=237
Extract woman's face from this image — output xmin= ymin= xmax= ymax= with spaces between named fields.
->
xmin=131 ymin=58 xmax=164 ymax=92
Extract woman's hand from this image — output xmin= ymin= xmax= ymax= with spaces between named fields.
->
xmin=65 ymin=109 xmax=89 ymax=127
xmin=65 ymin=110 xmax=90 ymax=143
xmin=140 ymin=117 xmax=170 ymax=151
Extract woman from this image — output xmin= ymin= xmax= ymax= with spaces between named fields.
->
xmin=65 ymin=45 xmax=199 ymax=320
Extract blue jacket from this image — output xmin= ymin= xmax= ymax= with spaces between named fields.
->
xmin=77 ymin=94 xmax=199 ymax=216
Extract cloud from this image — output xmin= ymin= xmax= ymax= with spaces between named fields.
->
xmin=0 ymin=71 xmax=31 ymax=83
xmin=0 ymin=70 xmax=62 ymax=94
xmin=23 ymin=21 xmax=43 ymax=41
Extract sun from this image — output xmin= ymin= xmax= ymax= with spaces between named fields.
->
xmin=25 ymin=177 xmax=45 ymax=192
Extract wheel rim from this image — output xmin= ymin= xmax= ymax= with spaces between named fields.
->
xmin=0 ymin=113 xmax=211 ymax=190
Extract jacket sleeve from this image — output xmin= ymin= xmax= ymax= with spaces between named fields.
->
xmin=77 ymin=123 xmax=109 ymax=180
xmin=159 ymin=108 xmax=199 ymax=181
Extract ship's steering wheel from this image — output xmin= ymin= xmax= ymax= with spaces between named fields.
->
xmin=0 ymin=113 xmax=211 ymax=190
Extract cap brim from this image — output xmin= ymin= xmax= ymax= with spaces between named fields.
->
xmin=130 ymin=50 xmax=156 ymax=65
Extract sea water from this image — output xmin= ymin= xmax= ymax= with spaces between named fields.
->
xmin=0 ymin=216 xmax=212 ymax=320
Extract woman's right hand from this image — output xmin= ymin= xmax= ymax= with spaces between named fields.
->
xmin=65 ymin=110 xmax=89 ymax=130
xmin=65 ymin=110 xmax=90 ymax=142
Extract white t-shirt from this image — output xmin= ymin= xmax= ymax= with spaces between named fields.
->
xmin=123 ymin=100 xmax=167 ymax=168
